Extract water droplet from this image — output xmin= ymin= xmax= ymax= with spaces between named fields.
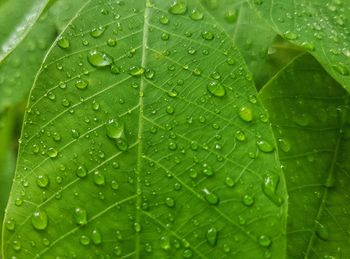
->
xmin=225 ymin=9 xmax=238 ymax=23
xmin=80 ymin=235 xmax=90 ymax=246
xmin=256 ymin=139 xmax=275 ymax=153
xmin=36 ymin=175 xmax=49 ymax=188
xmin=242 ymin=194 xmax=254 ymax=206
xmin=277 ymin=138 xmax=290 ymax=152
xmin=206 ymin=227 xmax=218 ymax=246
xmin=160 ymin=236 xmax=171 ymax=250
xmin=190 ymin=9 xmax=203 ymax=20
xmin=258 ymin=235 xmax=272 ymax=247
xmin=207 ymin=81 xmax=225 ymax=97
xmin=90 ymin=26 xmax=106 ymax=38
xmin=315 ymin=221 xmax=329 ymax=240
xmin=166 ymin=105 xmax=175 ymax=114
xmin=168 ymin=1 xmax=187 ymax=15
xmin=283 ymin=31 xmax=297 ymax=40
xmin=183 ymin=249 xmax=193 ymax=258
xmin=168 ymin=142 xmax=177 ymax=151
xmin=94 ymin=171 xmax=105 ymax=186
xmin=57 ymin=37 xmax=70 ymax=49
xmin=47 ymin=147 xmax=58 ymax=158
xmin=262 ymin=173 xmax=283 ymax=206
xmin=91 ymin=229 xmax=102 ymax=245
xmin=12 ymin=240 xmax=21 ymax=251
xmin=202 ymin=163 xmax=214 ymax=176
xmin=203 ymin=188 xmax=219 ymax=205
xmin=76 ymin=165 xmax=88 ymax=178
xmin=31 ymin=210 xmax=48 ymax=230
xmin=6 ymin=219 xmax=16 ymax=231
xmin=239 ymin=106 xmax=253 ymax=122
xmin=75 ymin=79 xmax=88 ymax=90
xmin=87 ymin=50 xmax=113 ymax=67
xmin=134 ymin=222 xmax=142 ymax=232
xmin=107 ymin=38 xmax=117 ymax=47
xmin=106 ymin=119 xmax=128 ymax=151
xmin=225 ymin=176 xmax=235 ymax=187
xmin=165 ymin=197 xmax=175 ymax=207
xmin=74 ymin=207 xmax=88 ymax=225
xmin=159 ymin=15 xmax=169 ymax=25
xmin=202 ymin=31 xmax=214 ymax=40
xmin=128 ymin=66 xmax=144 ymax=76
xmin=235 ymin=130 xmax=246 ymax=141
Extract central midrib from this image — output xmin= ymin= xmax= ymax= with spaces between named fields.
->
xmin=135 ymin=1 xmax=151 ymax=258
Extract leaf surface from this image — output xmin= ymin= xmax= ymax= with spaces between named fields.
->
xmin=0 ymin=0 xmax=50 ymax=62
xmin=3 ymin=0 xmax=287 ymax=258
xmin=260 ymin=54 xmax=350 ymax=258
xmin=248 ymin=0 xmax=350 ymax=92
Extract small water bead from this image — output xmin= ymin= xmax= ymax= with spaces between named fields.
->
xmin=203 ymin=188 xmax=219 ymax=205
xmin=256 ymin=139 xmax=275 ymax=153
xmin=159 ymin=15 xmax=169 ymax=24
xmin=225 ymin=176 xmax=235 ymax=187
xmin=258 ymin=235 xmax=272 ymax=247
xmin=12 ymin=240 xmax=21 ymax=251
xmin=94 ymin=171 xmax=105 ymax=186
xmin=36 ymin=175 xmax=49 ymax=188
xmin=145 ymin=68 xmax=155 ymax=79
xmin=190 ymin=8 xmax=204 ymax=20
xmin=6 ymin=219 xmax=16 ymax=231
xmin=107 ymin=38 xmax=117 ymax=47
xmin=76 ymin=165 xmax=88 ymax=178
xmin=106 ymin=119 xmax=128 ymax=151
xmin=225 ymin=9 xmax=238 ymax=23
xmin=128 ymin=66 xmax=144 ymax=76
xmin=134 ymin=222 xmax=142 ymax=232
xmin=206 ymin=227 xmax=218 ymax=246
xmin=113 ymin=245 xmax=122 ymax=255
xmin=277 ymin=138 xmax=290 ymax=152
xmin=301 ymin=42 xmax=315 ymax=51
xmin=90 ymin=26 xmax=106 ymax=38
xmin=168 ymin=1 xmax=187 ymax=15
xmin=57 ymin=37 xmax=70 ymax=49
xmin=61 ymin=98 xmax=70 ymax=107
xmin=31 ymin=210 xmax=48 ymax=230
xmin=183 ymin=249 xmax=193 ymax=258
xmin=160 ymin=236 xmax=171 ymax=250
xmin=166 ymin=105 xmax=175 ymax=114
xmin=202 ymin=163 xmax=214 ymax=176
xmin=52 ymin=132 xmax=61 ymax=141
xmin=283 ymin=31 xmax=298 ymax=40
xmin=242 ymin=194 xmax=254 ymax=206
xmin=165 ymin=197 xmax=175 ymax=207
xmin=111 ymin=63 xmax=121 ymax=74
xmin=161 ymin=33 xmax=170 ymax=41
xmin=74 ymin=207 xmax=88 ymax=225
xmin=207 ymin=81 xmax=226 ymax=97
xmin=235 ymin=130 xmax=246 ymax=141
xmin=202 ymin=31 xmax=214 ymax=40
xmin=211 ymin=71 xmax=221 ymax=80
xmin=168 ymin=142 xmax=177 ymax=150
xmin=32 ymin=144 xmax=40 ymax=154
xmin=262 ymin=173 xmax=283 ymax=206
xmin=47 ymin=147 xmax=58 ymax=158
xmin=239 ymin=106 xmax=253 ymax=122
xmin=87 ymin=50 xmax=113 ymax=67
xmin=75 ymin=79 xmax=88 ymax=90
xmin=91 ymin=229 xmax=102 ymax=245
xmin=111 ymin=180 xmax=119 ymax=190
xmin=315 ymin=221 xmax=329 ymax=240
xmin=80 ymin=235 xmax=90 ymax=246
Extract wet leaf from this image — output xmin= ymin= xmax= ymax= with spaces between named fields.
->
xmin=2 ymin=0 xmax=286 ymax=258
xmin=260 ymin=54 xmax=350 ymax=258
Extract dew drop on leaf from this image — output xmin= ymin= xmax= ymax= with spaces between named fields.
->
xmin=75 ymin=79 xmax=88 ymax=90
xmin=203 ymin=188 xmax=219 ymax=205
xmin=332 ymin=62 xmax=349 ymax=76
xmin=57 ymin=37 xmax=70 ymax=49
xmin=74 ymin=207 xmax=88 ymax=226
xmin=256 ymin=139 xmax=275 ymax=153
xmin=206 ymin=227 xmax=218 ymax=246
xmin=76 ymin=165 xmax=88 ymax=178
xmin=168 ymin=0 xmax=187 ymax=15
xmin=262 ymin=173 xmax=284 ymax=206
xmin=238 ymin=106 xmax=253 ymax=122
xmin=47 ymin=147 xmax=58 ymax=158
xmin=80 ymin=235 xmax=90 ymax=246
xmin=31 ymin=209 xmax=48 ymax=230
xmin=277 ymin=138 xmax=291 ymax=152
xmin=207 ymin=81 xmax=225 ymax=97
xmin=91 ymin=229 xmax=102 ymax=245
xmin=258 ymin=235 xmax=272 ymax=247
xmin=242 ymin=194 xmax=254 ymax=206
xmin=36 ymin=175 xmax=49 ymax=188
xmin=190 ymin=8 xmax=204 ymax=20
xmin=93 ymin=171 xmax=105 ymax=186
xmin=235 ymin=130 xmax=246 ymax=141
xmin=90 ymin=26 xmax=106 ymax=38
xmin=87 ymin=50 xmax=113 ymax=67
xmin=201 ymin=31 xmax=214 ymax=40
xmin=160 ymin=236 xmax=171 ymax=250
xmin=128 ymin=66 xmax=145 ymax=76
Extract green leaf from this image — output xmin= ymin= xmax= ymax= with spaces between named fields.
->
xmin=0 ymin=0 xmax=86 ymax=112
xmin=260 ymin=54 xmax=350 ymax=258
xmin=0 ymin=0 xmax=50 ymax=62
xmin=2 ymin=0 xmax=287 ymax=258
xmin=248 ymin=0 xmax=350 ymax=93
xmin=201 ymin=0 xmax=305 ymax=90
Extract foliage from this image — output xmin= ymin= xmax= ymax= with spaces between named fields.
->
xmin=0 ymin=0 xmax=349 ymax=258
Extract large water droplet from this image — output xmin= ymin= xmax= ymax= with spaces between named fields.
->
xmin=106 ymin=119 xmax=128 ymax=151
xmin=31 ymin=210 xmax=48 ymax=230
xmin=168 ymin=1 xmax=187 ymax=15
xmin=94 ymin=171 xmax=105 ymax=186
xmin=206 ymin=227 xmax=218 ymax=246
xmin=203 ymin=188 xmax=219 ymax=205
xmin=74 ymin=207 xmax=88 ymax=225
xmin=190 ymin=8 xmax=204 ymax=20
xmin=47 ymin=147 xmax=58 ymax=158
xmin=87 ymin=50 xmax=113 ymax=67
xmin=36 ymin=175 xmax=49 ymax=188
xmin=207 ymin=81 xmax=225 ymax=97
xmin=256 ymin=139 xmax=275 ymax=153
xmin=128 ymin=66 xmax=145 ymax=76
xmin=57 ymin=37 xmax=70 ymax=49
xmin=262 ymin=173 xmax=283 ymax=206
xmin=239 ymin=106 xmax=253 ymax=122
